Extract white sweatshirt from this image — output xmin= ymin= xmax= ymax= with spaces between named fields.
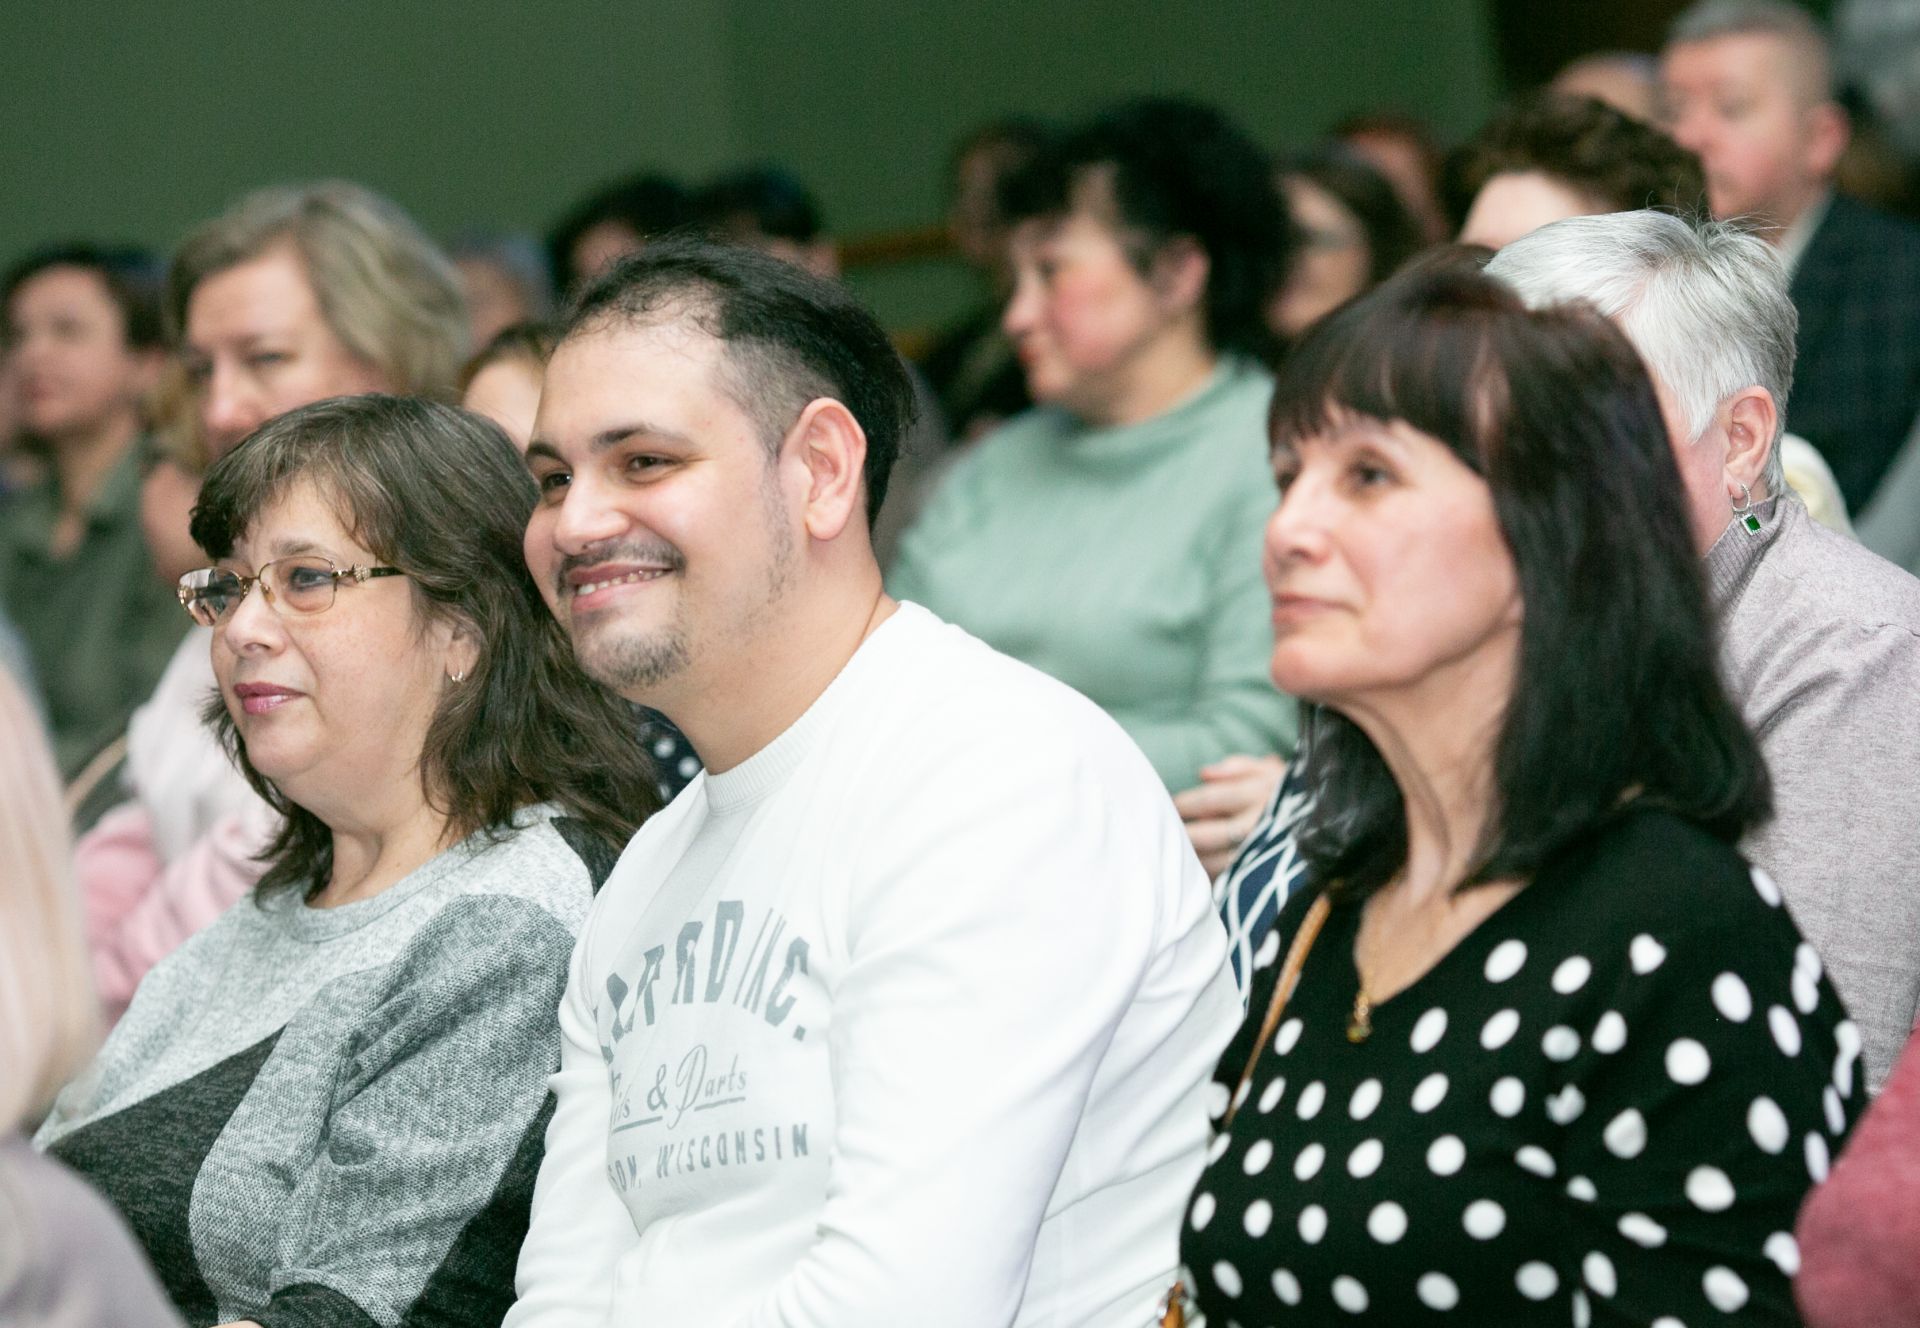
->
xmin=507 ymin=604 xmax=1239 ymax=1328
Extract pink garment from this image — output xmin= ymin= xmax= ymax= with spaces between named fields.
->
xmin=1796 ymin=1022 xmax=1920 ymax=1326
xmin=76 ymin=800 xmax=278 ymax=1022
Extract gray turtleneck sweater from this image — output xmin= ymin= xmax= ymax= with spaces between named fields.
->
xmin=1707 ymin=495 xmax=1920 ymax=1093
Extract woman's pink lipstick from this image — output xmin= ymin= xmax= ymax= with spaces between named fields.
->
xmin=233 ymin=682 xmax=301 ymax=715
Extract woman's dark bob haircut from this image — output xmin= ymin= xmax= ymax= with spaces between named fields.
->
xmin=1271 ymin=257 xmax=1769 ymax=901
xmin=191 ymin=394 xmax=659 ymax=899
xmin=999 ymin=97 xmax=1292 ymax=363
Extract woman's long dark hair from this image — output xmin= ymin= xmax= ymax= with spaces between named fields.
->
xmin=1271 ymin=260 xmax=1769 ymax=901
xmin=191 ymin=394 xmax=659 ymax=899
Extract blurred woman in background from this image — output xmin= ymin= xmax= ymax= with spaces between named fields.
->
xmin=0 ymin=667 xmax=180 ymax=1326
xmin=0 ymin=245 xmax=181 ymax=785
xmin=891 ymin=97 xmax=1297 ymax=791
xmin=459 ymin=319 xmax=555 ymax=451
xmin=81 ymin=181 xmax=470 ymax=1019
xmin=1268 ymin=144 xmax=1422 ymax=340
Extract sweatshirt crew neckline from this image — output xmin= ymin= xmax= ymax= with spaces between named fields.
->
xmin=270 ymin=802 xmax=556 ymax=941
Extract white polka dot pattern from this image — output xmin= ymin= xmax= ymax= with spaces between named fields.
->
xmin=1366 ymin=1201 xmax=1406 ymax=1244
xmin=1515 ymin=1261 xmax=1557 ymax=1299
xmin=1554 ymin=954 xmax=1595 ymax=992
xmin=1628 ymin=934 xmax=1666 ymax=974
xmin=1665 ymin=1038 xmax=1711 ymax=1085
xmin=1603 ymin=1108 xmax=1647 ymax=1159
xmin=1685 ymin=1165 xmax=1735 ymax=1212
xmin=1331 ymin=1275 xmax=1368 ymax=1313
xmin=1244 ymin=1198 xmax=1273 ymax=1238
xmin=1211 ymin=1260 xmax=1242 ymax=1298
xmin=1181 ymin=818 xmax=1853 ymax=1326
xmin=1712 ymin=971 xmax=1752 ymax=1022
xmin=1583 ymin=1251 xmax=1617 ymax=1297
xmin=1485 ymin=938 xmax=1527 ymax=982
xmin=1704 ymin=1265 xmax=1749 ymax=1312
xmin=1411 ymin=1072 xmax=1448 ymax=1113
xmin=1748 ymin=1096 xmax=1789 ymax=1153
xmin=1542 ymin=1025 xmax=1580 ymax=1061
xmin=1274 ymin=1017 xmax=1303 ymax=1056
xmin=1416 ymin=1272 xmax=1459 ymax=1310
xmin=1769 ymin=1006 xmax=1802 ymax=1057
xmin=1462 ymin=1199 xmax=1505 ymax=1240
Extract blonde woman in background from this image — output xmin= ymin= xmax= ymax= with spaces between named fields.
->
xmin=0 ymin=668 xmax=180 ymax=1326
xmin=79 ymin=181 xmax=469 ymax=1020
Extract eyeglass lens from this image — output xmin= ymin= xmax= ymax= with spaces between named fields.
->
xmin=181 ymin=558 xmax=340 ymax=627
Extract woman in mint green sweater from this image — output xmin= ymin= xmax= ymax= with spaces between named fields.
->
xmin=890 ymin=99 xmax=1297 ymax=791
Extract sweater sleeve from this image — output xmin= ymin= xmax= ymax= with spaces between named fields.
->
xmin=503 ymin=927 xmax=638 ymax=1328
xmin=1739 ymin=613 xmax=1920 ymax=1094
xmin=254 ymin=897 xmax=576 ymax=1328
xmin=1120 ymin=476 xmax=1297 ymax=787
xmin=1795 ymin=1022 xmax=1920 ymax=1328
xmin=735 ymin=723 xmax=1191 ymax=1328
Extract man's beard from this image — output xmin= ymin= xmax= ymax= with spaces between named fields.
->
xmin=580 ymin=620 xmax=692 ymax=694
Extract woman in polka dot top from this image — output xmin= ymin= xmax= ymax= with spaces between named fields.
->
xmin=1177 ymin=264 xmax=1858 ymax=1325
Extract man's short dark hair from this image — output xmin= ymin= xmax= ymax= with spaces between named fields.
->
xmin=562 ymin=238 xmax=915 ymax=526
xmin=1445 ymin=93 xmax=1707 ymax=230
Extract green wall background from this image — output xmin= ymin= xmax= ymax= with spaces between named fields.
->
xmin=0 ymin=0 xmax=1500 ymax=330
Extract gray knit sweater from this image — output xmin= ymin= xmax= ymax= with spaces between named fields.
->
xmin=35 ymin=805 xmax=611 ymax=1328
xmin=1707 ymin=496 xmax=1920 ymax=1093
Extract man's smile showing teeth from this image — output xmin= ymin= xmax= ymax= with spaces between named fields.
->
xmin=572 ymin=568 xmax=667 ymax=598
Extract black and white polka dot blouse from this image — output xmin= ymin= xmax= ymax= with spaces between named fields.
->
xmin=1181 ymin=806 xmax=1861 ymax=1325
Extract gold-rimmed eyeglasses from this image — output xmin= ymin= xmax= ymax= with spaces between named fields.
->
xmin=177 ymin=556 xmax=406 ymax=628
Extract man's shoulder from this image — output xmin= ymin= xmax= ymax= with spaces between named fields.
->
xmin=1803 ymin=195 xmax=1920 ymax=283
xmin=1760 ymin=512 xmax=1920 ymax=631
xmin=857 ymin=604 xmax=1169 ymax=793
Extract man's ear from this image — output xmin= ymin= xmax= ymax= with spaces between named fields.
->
xmin=1805 ymin=100 xmax=1851 ymax=181
xmin=1722 ymin=385 xmax=1779 ymax=497
xmin=787 ymin=397 xmax=868 ymax=542
xmin=1150 ymin=236 xmax=1211 ymax=316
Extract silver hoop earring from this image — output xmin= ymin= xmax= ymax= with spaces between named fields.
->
xmin=1731 ymin=481 xmax=1760 ymax=535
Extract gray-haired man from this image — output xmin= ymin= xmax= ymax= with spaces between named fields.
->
xmin=1487 ymin=210 xmax=1920 ymax=1094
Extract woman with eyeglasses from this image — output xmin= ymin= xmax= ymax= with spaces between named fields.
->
xmin=36 ymin=395 xmax=658 ymax=1328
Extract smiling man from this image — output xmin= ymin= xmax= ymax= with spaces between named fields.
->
xmin=507 ymin=240 xmax=1237 ymax=1328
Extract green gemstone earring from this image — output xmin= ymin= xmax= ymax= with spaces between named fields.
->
xmin=1731 ymin=481 xmax=1761 ymax=534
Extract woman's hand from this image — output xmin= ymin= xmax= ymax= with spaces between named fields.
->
xmin=1174 ymin=754 xmax=1287 ymax=878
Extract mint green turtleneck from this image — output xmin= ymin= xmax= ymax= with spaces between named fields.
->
xmin=888 ymin=358 xmax=1295 ymax=790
